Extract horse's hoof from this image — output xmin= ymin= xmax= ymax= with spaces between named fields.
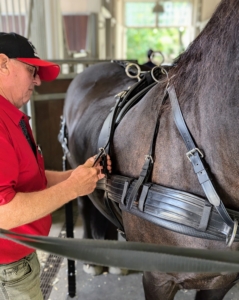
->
xmin=83 ymin=263 xmax=103 ymax=276
xmin=108 ymin=266 xmax=129 ymax=275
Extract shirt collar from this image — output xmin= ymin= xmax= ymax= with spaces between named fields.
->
xmin=0 ymin=95 xmax=28 ymax=125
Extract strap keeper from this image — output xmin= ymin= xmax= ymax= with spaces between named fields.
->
xmin=138 ymin=184 xmax=152 ymax=212
xmin=226 ymin=219 xmax=238 ymax=247
xmin=198 ymin=202 xmax=212 ymax=231
xmin=120 ymin=180 xmax=132 ymax=205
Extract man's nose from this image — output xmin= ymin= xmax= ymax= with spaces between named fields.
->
xmin=33 ymin=74 xmax=41 ymax=86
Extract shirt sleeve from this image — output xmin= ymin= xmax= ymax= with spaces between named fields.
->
xmin=0 ymin=124 xmax=19 ymax=205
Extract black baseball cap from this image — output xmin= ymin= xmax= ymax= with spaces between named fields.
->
xmin=0 ymin=32 xmax=60 ymax=81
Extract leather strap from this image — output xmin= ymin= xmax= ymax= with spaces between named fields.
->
xmin=96 ymin=175 xmax=239 ymax=241
xmin=97 ymin=64 xmax=162 ymax=154
xmin=167 ymin=85 xmax=235 ymax=230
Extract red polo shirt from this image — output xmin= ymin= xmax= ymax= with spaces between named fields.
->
xmin=0 ymin=95 xmax=51 ymax=264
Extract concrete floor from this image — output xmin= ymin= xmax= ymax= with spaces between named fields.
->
xmin=38 ymin=205 xmax=239 ymax=300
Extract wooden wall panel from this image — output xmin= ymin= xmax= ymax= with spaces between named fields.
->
xmin=34 ymin=78 xmax=73 ymax=171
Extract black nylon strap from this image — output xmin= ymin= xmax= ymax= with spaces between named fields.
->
xmin=167 ymin=85 xmax=234 ymax=229
xmin=2 ymin=229 xmax=239 ymax=273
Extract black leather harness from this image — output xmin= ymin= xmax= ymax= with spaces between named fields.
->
xmin=60 ymin=61 xmax=239 ymax=246
xmin=94 ymin=61 xmax=239 ymax=246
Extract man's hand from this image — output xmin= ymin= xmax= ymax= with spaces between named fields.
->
xmin=92 ymin=154 xmax=112 ymax=174
xmin=67 ymin=155 xmax=112 ymax=197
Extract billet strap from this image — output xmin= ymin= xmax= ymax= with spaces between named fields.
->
xmin=96 ymin=175 xmax=239 ymax=242
xmin=2 ymin=229 xmax=239 ymax=273
xmin=167 ymin=85 xmax=235 ymax=230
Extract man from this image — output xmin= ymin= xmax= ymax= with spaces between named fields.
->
xmin=0 ymin=32 xmax=111 ymax=300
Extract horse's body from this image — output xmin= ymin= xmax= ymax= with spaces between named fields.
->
xmin=63 ymin=0 xmax=239 ymax=298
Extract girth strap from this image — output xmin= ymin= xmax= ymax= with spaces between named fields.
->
xmin=97 ymin=175 xmax=239 ymax=242
xmin=167 ymin=85 xmax=235 ymax=231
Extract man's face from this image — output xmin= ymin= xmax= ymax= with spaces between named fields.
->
xmin=7 ymin=59 xmax=41 ymax=108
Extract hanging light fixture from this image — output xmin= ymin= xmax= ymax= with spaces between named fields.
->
xmin=152 ymin=1 xmax=164 ymax=27
xmin=152 ymin=1 xmax=164 ymax=13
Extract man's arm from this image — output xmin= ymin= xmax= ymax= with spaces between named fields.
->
xmin=0 ymin=157 xmax=104 ymax=230
xmin=45 ymin=155 xmax=112 ymax=187
xmin=45 ymin=170 xmax=73 ymax=187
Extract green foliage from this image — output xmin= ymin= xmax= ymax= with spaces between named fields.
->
xmin=126 ymin=27 xmax=186 ymax=64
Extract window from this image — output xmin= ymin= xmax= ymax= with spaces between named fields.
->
xmin=125 ymin=1 xmax=192 ymax=27
xmin=124 ymin=1 xmax=192 ymax=64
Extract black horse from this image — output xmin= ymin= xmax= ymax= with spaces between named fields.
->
xmin=63 ymin=0 xmax=239 ymax=298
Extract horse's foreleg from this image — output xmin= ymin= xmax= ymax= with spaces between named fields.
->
xmin=143 ymin=272 xmax=179 ymax=300
xmin=195 ymin=281 xmax=236 ymax=300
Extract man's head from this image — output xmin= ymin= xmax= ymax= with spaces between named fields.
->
xmin=0 ymin=32 xmax=60 ymax=108
xmin=0 ymin=32 xmax=60 ymax=81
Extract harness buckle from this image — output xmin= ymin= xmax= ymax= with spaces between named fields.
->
xmin=186 ymin=148 xmax=204 ymax=161
xmin=226 ymin=219 xmax=238 ymax=247
xmin=115 ymin=90 xmax=127 ymax=100
xmin=93 ymin=147 xmax=106 ymax=167
xmin=145 ymin=155 xmax=153 ymax=163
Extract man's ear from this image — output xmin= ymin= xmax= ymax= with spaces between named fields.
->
xmin=0 ymin=54 xmax=10 ymax=75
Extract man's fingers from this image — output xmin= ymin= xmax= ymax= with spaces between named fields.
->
xmin=98 ymin=172 xmax=105 ymax=180
xmin=83 ymin=154 xmax=112 ymax=175
xmin=83 ymin=157 xmax=95 ymax=168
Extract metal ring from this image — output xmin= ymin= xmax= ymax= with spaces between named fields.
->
xmin=151 ymin=66 xmax=169 ymax=83
xmin=150 ymin=51 xmax=165 ymax=66
xmin=226 ymin=219 xmax=238 ymax=247
xmin=125 ymin=63 xmax=141 ymax=80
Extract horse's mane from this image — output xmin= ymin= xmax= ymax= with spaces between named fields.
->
xmin=169 ymin=0 xmax=239 ymax=104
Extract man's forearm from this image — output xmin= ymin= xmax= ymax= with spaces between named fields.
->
xmin=45 ymin=170 xmax=73 ymax=187
xmin=0 ymin=156 xmax=107 ymax=230
xmin=0 ymin=179 xmax=77 ymax=230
